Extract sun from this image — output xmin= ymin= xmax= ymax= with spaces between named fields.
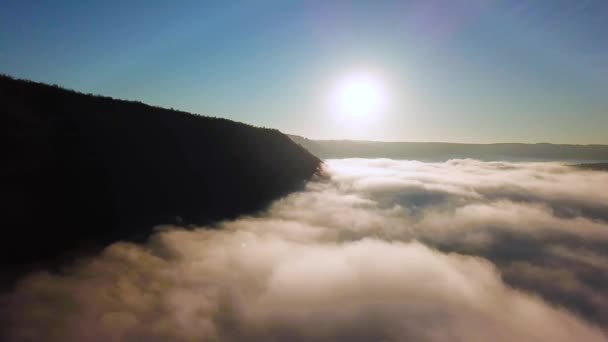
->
xmin=331 ymin=73 xmax=387 ymax=120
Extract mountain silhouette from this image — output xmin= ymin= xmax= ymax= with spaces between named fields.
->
xmin=1 ymin=75 xmax=320 ymax=281
xmin=289 ymin=135 xmax=608 ymax=162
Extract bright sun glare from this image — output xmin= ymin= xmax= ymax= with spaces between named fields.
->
xmin=332 ymin=73 xmax=387 ymax=121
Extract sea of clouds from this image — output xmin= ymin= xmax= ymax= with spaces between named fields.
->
xmin=2 ymin=159 xmax=608 ymax=341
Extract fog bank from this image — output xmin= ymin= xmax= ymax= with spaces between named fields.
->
xmin=2 ymin=159 xmax=608 ymax=341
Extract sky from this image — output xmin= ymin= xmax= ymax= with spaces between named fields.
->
xmin=2 ymin=0 xmax=607 ymax=143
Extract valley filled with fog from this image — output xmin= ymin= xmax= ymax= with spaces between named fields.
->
xmin=3 ymin=159 xmax=608 ymax=341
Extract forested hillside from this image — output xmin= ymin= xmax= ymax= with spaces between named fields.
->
xmin=1 ymin=75 xmax=320 ymax=274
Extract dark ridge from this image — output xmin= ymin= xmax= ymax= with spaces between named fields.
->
xmin=289 ymin=135 xmax=608 ymax=162
xmin=1 ymin=75 xmax=320 ymax=281
xmin=572 ymin=163 xmax=608 ymax=171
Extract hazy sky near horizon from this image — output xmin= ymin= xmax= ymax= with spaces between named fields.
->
xmin=2 ymin=1 xmax=607 ymax=143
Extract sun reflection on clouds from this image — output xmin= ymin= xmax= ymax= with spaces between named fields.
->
xmin=3 ymin=159 xmax=608 ymax=341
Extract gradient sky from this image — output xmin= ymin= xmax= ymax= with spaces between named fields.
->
xmin=2 ymin=0 xmax=607 ymax=143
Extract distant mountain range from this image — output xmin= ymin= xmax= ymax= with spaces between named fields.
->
xmin=573 ymin=163 xmax=608 ymax=171
xmin=1 ymin=75 xmax=320 ymax=282
xmin=289 ymin=135 xmax=608 ymax=162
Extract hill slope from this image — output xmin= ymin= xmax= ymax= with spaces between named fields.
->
xmin=289 ymin=135 xmax=608 ymax=162
xmin=1 ymin=75 xmax=320 ymax=270
xmin=573 ymin=163 xmax=608 ymax=171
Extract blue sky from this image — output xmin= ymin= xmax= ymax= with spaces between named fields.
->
xmin=2 ymin=0 xmax=607 ymax=143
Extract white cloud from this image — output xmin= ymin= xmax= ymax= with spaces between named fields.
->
xmin=2 ymin=159 xmax=608 ymax=341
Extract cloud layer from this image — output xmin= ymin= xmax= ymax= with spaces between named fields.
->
xmin=2 ymin=159 xmax=608 ymax=341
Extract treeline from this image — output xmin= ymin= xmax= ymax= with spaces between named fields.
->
xmin=289 ymin=135 xmax=608 ymax=162
xmin=573 ymin=163 xmax=608 ymax=171
xmin=1 ymin=75 xmax=320 ymax=276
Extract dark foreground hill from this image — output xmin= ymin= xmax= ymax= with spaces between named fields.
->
xmin=1 ymin=75 xmax=320 ymax=277
xmin=290 ymin=135 xmax=608 ymax=162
